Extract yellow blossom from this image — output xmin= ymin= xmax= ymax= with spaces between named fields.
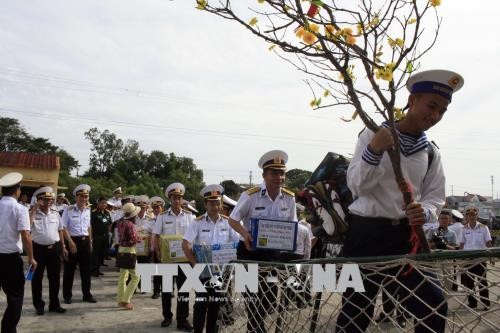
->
xmin=407 ymin=18 xmax=417 ymax=24
xmin=429 ymin=0 xmax=441 ymax=7
xmin=309 ymin=23 xmax=320 ymax=34
xmin=340 ymin=28 xmax=356 ymax=45
xmin=296 ymin=26 xmax=305 ymax=38
xmin=323 ymin=90 xmax=330 ymax=97
xmin=268 ymin=44 xmax=276 ymax=51
xmin=309 ymin=98 xmax=321 ymax=108
xmin=368 ymin=16 xmax=380 ymax=27
xmin=196 ymin=0 xmax=207 ymax=10
xmin=302 ymin=31 xmax=317 ymax=45
xmin=356 ymin=23 xmax=364 ymax=35
xmin=388 ymin=37 xmax=404 ymax=48
xmin=375 ymin=63 xmax=394 ymax=82
xmin=249 ymin=17 xmax=258 ymax=26
xmin=394 ymin=107 xmax=405 ymax=121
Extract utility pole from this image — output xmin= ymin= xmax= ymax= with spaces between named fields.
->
xmin=249 ymin=171 xmax=253 ymax=187
xmin=491 ymin=176 xmax=494 ymax=201
xmin=451 ymin=185 xmax=454 ymax=196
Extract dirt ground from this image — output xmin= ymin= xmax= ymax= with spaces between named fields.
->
xmin=3 ymin=258 xmax=188 ymax=333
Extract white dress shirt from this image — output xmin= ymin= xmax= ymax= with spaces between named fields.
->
xmin=184 ymin=213 xmax=240 ymax=245
xmin=62 ymin=205 xmax=91 ymax=236
xmin=0 ymin=196 xmax=30 ymax=253
xmin=31 ymin=208 xmax=64 ymax=245
xmin=153 ymin=208 xmax=193 ymax=236
xmin=459 ymin=223 xmax=492 ymax=250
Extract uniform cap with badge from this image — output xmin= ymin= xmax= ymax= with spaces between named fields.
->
xmin=200 ymin=184 xmax=224 ymax=201
xmin=57 ymin=193 xmax=66 ymax=198
xmin=33 ymin=186 xmax=55 ymax=199
xmin=258 ymin=150 xmax=288 ymax=170
xmin=73 ymin=184 xmax=91 ymax=197
xmin=122 ymin=202 xmax=141 ymax=218
xmin=165 ymin=182 xmax=185 ymax=197
xmin=149 ymin=196 xmax=165 ymax=207
xmin=406 ymin=69 xmax=464 ymax=102
xmin=135 ymin=195 xmax=150 ymax=207
xmin=113 ymin=187 xmax=122 ymax=194
xmin=222 ymin=195 xmax=237 ymax=208
xmin=0 ymin=172 xmax=23 ymax=188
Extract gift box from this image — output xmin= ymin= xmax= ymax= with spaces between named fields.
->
xmin=136 ymin=232 xmax=150 ymax=256
xmin=160 ymin=234 xmax=188 ymax=263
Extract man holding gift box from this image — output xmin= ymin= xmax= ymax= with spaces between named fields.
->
xmin=152 ymin=183 xmax=194 ymax=331
xmin=228 ymin=150 xmax=297 ymax=333
xmin=182 ymin=184 xmax=240 ymax=333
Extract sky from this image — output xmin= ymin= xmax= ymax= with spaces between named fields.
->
xmin=0 ymin=1 xmax=498 ymax=198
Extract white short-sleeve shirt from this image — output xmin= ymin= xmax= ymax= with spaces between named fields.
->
xmin=184 ymin=214 xmax=240 ymax=245
xmin=152 ymin=208 xmax=193 ymax=236
xmin=295 ymin=220 xmax=313 ymax=258
xmin=0 ymin=196 xmax=30 ymax=253
xmin=230 ymin=183 xmax=297 ymax=233
xmin=459 ymin=223 xmax=492 ymax=250
xmin=62 ymin=205 xmax=91 ymax=236
xmin=31 ymin=208 xmax=64 ymax=245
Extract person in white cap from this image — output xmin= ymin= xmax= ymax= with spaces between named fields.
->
xmin=228 ymin=150 xmax=297 ymax=333
xmin=336 ymin=69 xmax=464 ymax=332
xmin=152 ymin=183 xmax=193 ymax=330
xmin=133 ymin=195 xmax=153 ymax=294
xmin=459 ymin=206 xmax=492 ymax=310
xmin=29 ymin=186 xmax=67 ymax=315
xmin=149 ymin=196 xmax=166 ymax=299
xmin=55 ymin=193 xmax=69 ymax=215
xmin=109 ymin=187 xmax=123 ymax=209
xmin=116 ymin=202 xmax=142 ymax=310
xmin=61 ymin=184 xmax=97 ymax=304
xmin=182 ymin=184 xmax=240 ymax=333
xmin=0 ymin=172 xmax=36 ymax=333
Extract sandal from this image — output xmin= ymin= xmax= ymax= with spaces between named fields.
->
xmin=124 ymin=303 xmax=134 ymax=310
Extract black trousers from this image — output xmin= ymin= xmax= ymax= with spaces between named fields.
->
xmin=63 ymin=236 xmax=92 ymax=300
xmin=461 ymin=262 xmax=490 ymax=307
xmin=193 ymin=278 xmax=222 ymax=333
xmin=161 ymin=266 xmax=189 ymax=322
xmin=91 ymin=234 xmax=108 ymax=273
xmin=237 ymin=241 xmax=284 ymax=333
xmin=32 ymin=242 xmax=62 ymax=310
xmin=336 ymin=215 xmax=447 ymax=333
xmin=0 ymin=253 xmax=24 ymax=333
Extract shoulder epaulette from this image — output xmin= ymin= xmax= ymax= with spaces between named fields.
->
xmin=91 ymin=208 xmax=97 ymax=213
xmin=182 ymin=208 xmax=192 ymax=214
xmin=246 ymin=186 xmax=260 ymax=195
xmin=195 ymin=215 xmax=204 ymax=221
xmin=281 ymin=187 xmax=295 ymax=197
xmin=158 ymin=211 xmax=167 ymax=215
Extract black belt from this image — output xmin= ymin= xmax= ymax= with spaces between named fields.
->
xmin=350 ymin=214 xmax=409 ymax=226
xmin=33 ymin=241 xmax=58 ymax=249
xmin=0 ymin=252 xmax=21 ymax=257
xmin=71 ymin=236 xmax=89 ymax=240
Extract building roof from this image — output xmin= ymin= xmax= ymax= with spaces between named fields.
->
xmin=0 ymin=152 xmax=60 ymax=170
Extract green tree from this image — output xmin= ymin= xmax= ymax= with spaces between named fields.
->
xmin=84 ymin=128 xmax=125 ymax=177
xmin=286 ymin=168 xmax=312 ymax=192
xmin=221 ymin=180 xmax=240 ymax=197
xmin=0 ymin=117 xmax=79 ymax=172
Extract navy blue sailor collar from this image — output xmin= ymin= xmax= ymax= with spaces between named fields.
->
xmin=381 ymin=122 xmax=428 ymax=157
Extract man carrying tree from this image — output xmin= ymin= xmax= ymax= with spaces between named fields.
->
xmin=336 ymin=69 xmax=463 ymax=332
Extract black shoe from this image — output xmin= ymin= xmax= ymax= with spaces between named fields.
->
xmin=177 ymin=320 xmax=193 ymax=331
xmin=151 ymin=293 xmax=160 ymax=299
xmin=35 ymin=307 xmax=45 ymax=315
xmin=161 ymin=318 xmax=172 ymax=327
xmin=49 ymin=307 xmax=67 ymax=313
xmin=467 ymin=303 xmax=477 ymax=309
xmin=98 ymin=271 xmax=104 ymax=276
xmin=83 ymin=296 xmax=97 ymax=303
xmin=91 ymin=272 xmax=100 ymax=277
xmin=63 ymin=298 xmax=72 ymax=304
xmin=102 ymin=263 xmax=108 ymax=266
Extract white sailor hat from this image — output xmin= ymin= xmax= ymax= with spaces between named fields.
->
xmin=258 ymin=150 xmax=288 ymax=170
xmin=451 ymin=209 xmax=464 ymax=220
xmin=135 ymin=195 xmax=150 ymax=207
xmin=406 ymin=69 xmax=464 ymax=102
xmin=222 ymin=195 xmax=237 ymax=208
xmin=0 ymin=172 xmax=23 ymax=188
xmin=122 ymin=202 xmax=141 ymax=218
xmin=200 ymin=184 xmax=224 ymax=201
xmin=113 ymin=187 xmax=122 ymax=194
xmin=57 ymin=193 xmax=66 ymax=198
xmin=182 ymin=199 xmax=199 ymax=213
xmin=150 ymin=196 xmax=166 ymax=207
xmin=165 ymin=182 xmax=185 ymax=197
xmin=73 ymin=184 xmax=91 ymax=196
xmin=33 ymin=186 xmax=55 ymax=199
xmin=123 ymin=194 xmax=135 ymax=202
xmin=106 ymin=200 xmax=115 ymax=207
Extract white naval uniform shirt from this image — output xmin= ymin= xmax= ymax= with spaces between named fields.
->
xmin=31 ymin=208 xmax=64 ymax=245
xmin=152 ymin=208 xmax=193 ymax=236
xmin=184 ymin=214 xmax=240 ymax=245
xmin=55 ymin=203 xmax=68 ymax=214
xmin=0 ymin=196 xmax=30 ymax=253
xmin=459 ymin=223 xmax=492 ymax=250
xmin=136 ymin=214 xmax=154 ymax=234
xmin=62 ymin=205 xmax=91 ymax=236
xmin=347 ymin=125 xmax=445 ymax=223
xmin=230 ymin=183 xmax=297 ymax=234
xmin=448 ymin=222 xmax=464 ymax=242
xmin=108 ymin=197 xmax=122 ymax=209
xmin=295 ymin=220 xmax=313 ymax=258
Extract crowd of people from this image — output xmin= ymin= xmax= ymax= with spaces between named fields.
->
xmin=0 ymin=68 xmax=496 ymax=333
